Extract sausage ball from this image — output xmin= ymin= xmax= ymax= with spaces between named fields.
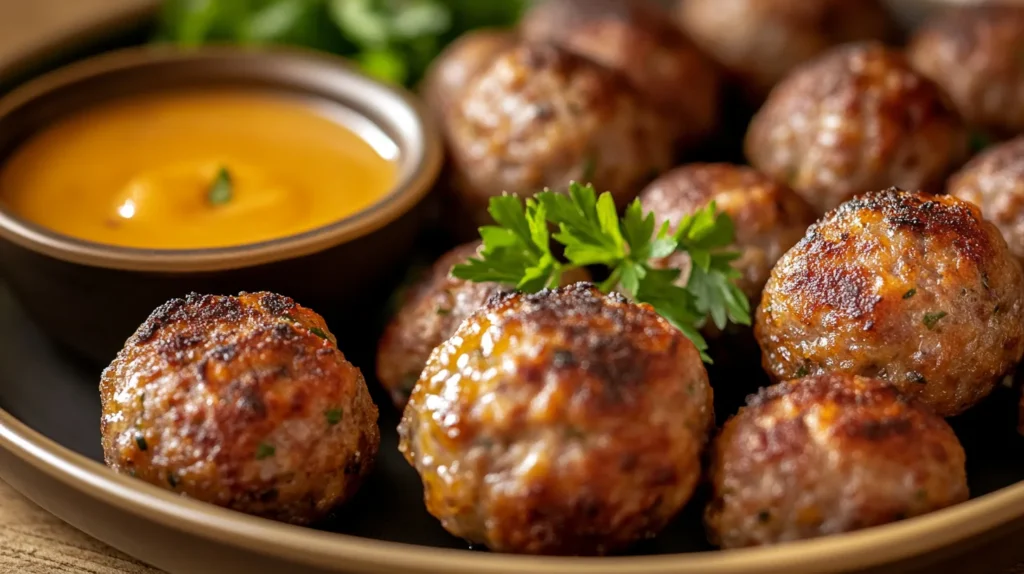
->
xmin=756 ymin=188 xmax=1024 ymax=417
xmin=420 ymin=28 xmax=517 ymax=125
xmin=100 ymin=292 xmax=380 ymax=525
xmin=705 ymin=374 xmax=968 ymax=549
xmin=949 ymin=136 xmax=1024 ymax=263
xmin=676 ymin=0 xmax=894 ymax=101
xmin=521 ymin=0 xmax=722 ymax=147
xmin=745 ymin=42 xmax=968 ymax=215
xmin=398 ymin=283 xmax=714 ymax=555
xmin=447 ymin=43 xmax=675 ymax=231
xmin=376 ymin=242 xmax=506 ymax=410
xmin=908 ymin=6 xmax=1024 ymax=139
xmin=639 ymin=163 xmax=817 ymax=305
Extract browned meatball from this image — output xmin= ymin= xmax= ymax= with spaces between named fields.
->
xmin=949 ymin=136 xmax=1024 ymax=263
xmin=376 ymin=242 xmax=507 ymax=409
xmin=420 ymin=28 xmax=518 ymax=125
xmin=706 ymin=374 xmax=968 ymax=549
xmin=398 ymin=283 xmax=713 ymax=555
xmin=100 ymin=292 xmax=380 ymax=525
xmin=447 ymin=43 xmax=675 ymax=230
xmin=639 ymin=163 xmax=816 ymax=305
xmin=676 ymin=0 xmax=893 ymax=101
xmin=521 ymin=0 xmax=721 ymax=147
xmin=908 ymin=6 xmax=1024 ymax=139
xmin=745 ymin=42 xmax=968 ymax=215
xmin=756 ymin=189 xmax=1024 ymax=417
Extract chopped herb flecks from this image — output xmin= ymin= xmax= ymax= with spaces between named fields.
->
xmin=903 ymin=288 xmax=916 ymax=299
xmin=310 ymin=327 xmax=329 ymax=340
xmin=256 ymin=443 xmax=276 ymax=460
xmin=207 ymin=166 xmax=233 ymax=206
xmin=134 ymin=433 xmax=148 ymax=451
xmin=923 ymin=311 xmax=947 ymax=330
xmin=435 ymin=306 xmax=452 ymax=316
xmin=325 ymin=408 xmax=343 ymax=426
xmin=795 ymin=365 xmax=810 ymax=378
xmin=908 ymin=371 xmax=926 ymax=384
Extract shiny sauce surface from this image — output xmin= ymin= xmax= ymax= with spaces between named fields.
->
xmin=0 ymin=89 xmax=397 ymax=249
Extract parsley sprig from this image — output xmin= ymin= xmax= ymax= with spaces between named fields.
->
xmin=452 ymin=182 xmax=750 ymax=362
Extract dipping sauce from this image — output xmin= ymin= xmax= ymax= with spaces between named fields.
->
xmin=0 ymin=89 xmax=398 ymax=249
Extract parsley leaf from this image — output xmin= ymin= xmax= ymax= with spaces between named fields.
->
xmin=453 ymin=182 xmax=750 ymax=363
xmin=208 ymin=166 xmax=233 ymax=206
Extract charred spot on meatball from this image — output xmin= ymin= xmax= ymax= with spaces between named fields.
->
xmin=706 ymin=374 xmax=968 ymax=549
xmin=639 ymin=163 xmax=816 ymax=306
xmin=446 ymin=42 xmax=675 ymax=233
xmin=398 ymin=283 xmax=713 ymax=555
xmin=949 ymin=136 xmax=1024 ymax=264
xmin=420 ymin=28 xmax=518 ymax=126
xmin=756 ymin=188 xmax=1024 ymax=417
xmin=521 ymin=0 xmax=722 ymax=148
xmin=676 ymin=0 xmax=894 ymax=102
xmin=745 ymin=42 xmax=967 ymax=216
xmin=908 ymin=6 xmax=1024 ymax=139
xmin=100 ymin=292 xmax=380 ymax=525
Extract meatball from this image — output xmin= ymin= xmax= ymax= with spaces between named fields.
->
xmin=420 ymin=28 xmax=517 ymax=125
xmin=948 ymin=136 xmax=1024 ymax=263
xmin=676 ymin=0 xmax=893 ymax=101
xmin=447 ymin=43 xmax=675 ymax=231
xmin=376 ymin=242 xmax=507 ymax=409
xmin=908 ymin=6 xmax=1024 ymax=139
xmin=398 ymin=283 xmax=713 ymax=555
xmin=705 ymin=374 xmax=968 ymax=549
xmin=756 ymin=189 xmax=1024 ymax=417
xmin=100 ymin=292 xmax=380 ymax=525
xmin=521 ymin=0 xmax=721 ymax=147
xmin=639 ymin=163 xmax=816 ymax=305
xmin=745 ymin=42 xmax=968 ymax=215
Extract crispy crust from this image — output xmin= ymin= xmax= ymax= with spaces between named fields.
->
xmin=755 ymin=188 xmax=1024 ymax=416
xmin=398 ymin=283 xmax=712 ymax=555
xmin=948 ymin=136 xmax=1024 ymax=263
xmin=745 ymin=42 xmax=967 ymax=215
xmin=706 ymin=374 xmax=968 ymax=548
xmin=100 ymin=292 xmax=380 ymax=525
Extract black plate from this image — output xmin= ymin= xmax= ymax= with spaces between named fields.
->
xmin=2 ymin=276 xmax=1024 ymax=558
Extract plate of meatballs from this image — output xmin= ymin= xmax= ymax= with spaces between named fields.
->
xmin=7 ymin=1 xmax=1024 ymax=573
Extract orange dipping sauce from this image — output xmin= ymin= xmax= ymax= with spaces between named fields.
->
xmin=0 ymin=89 xmax=398 ymax=249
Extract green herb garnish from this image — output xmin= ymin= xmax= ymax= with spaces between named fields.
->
xmin=155 ymin=0 xmax=528 ymax=86
xmin=795 ymin=365 xmax=810 ymax=378
xmin=969 ymin=131 xmax=992 ymax=154
xmin=451 ymin=183 xmax=750 ymax=362
xmin=310 ymin=327 xmax=329 ymax=340
xmin=325 ymin=408 xmax=343 ymax=426
xmin=903 ymin=288 xmax=916 ymax=299
xmin=168 ymin=473 xmax=179 ymax=488
xmin=208 ymin=166 xmax=233 ymax=206
xmin=255 ymin=442 xmax=276 ymax=460
xmin=134 ymin=433 xmax=148 ymax=451
xmin=908 ymin=371 xmax=927 ymax=384
xmin=923 ymin=311 xmax=948 ymax=330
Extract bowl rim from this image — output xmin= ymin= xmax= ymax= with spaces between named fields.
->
xmin=1 ymin=404 xmax=1022 ymax=573
xmin=0 ymin=45 xmax=444 ymax=273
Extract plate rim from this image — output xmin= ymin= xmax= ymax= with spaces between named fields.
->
xmin=2 ymin=406 xmax=1024 ymax=573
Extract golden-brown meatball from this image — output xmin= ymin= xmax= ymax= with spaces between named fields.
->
xmin=100 ymin=292 xmax=380 ymax=525
xmin=521 ymin=0 xmax=721 ymax=148
xmin=376 ymin=242 xmax=507 ymax=409
xmin=705 ymin=374 xmax=968 ymax=549
xmin=746 ymin=42 xmax=968 ymax=215
xmin=756 ymin=189 xmax=1024 ymax=417
xmin=639 ymin=163 xmax=816 ymax=304
xmin=420 ymin=28 xmax=518 ymax=125
xmin=447 ymin=43 xmax=675 ymax=231
xmin=676 ymin=0 xmax=893 ymax=101
xmin=949 ymin=136 xmax=1024 ymax=263
xmin=908 ymin=6 xmax=1024 ymax=139
xmin=398 ymin=283 xmax=713 ymax=555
